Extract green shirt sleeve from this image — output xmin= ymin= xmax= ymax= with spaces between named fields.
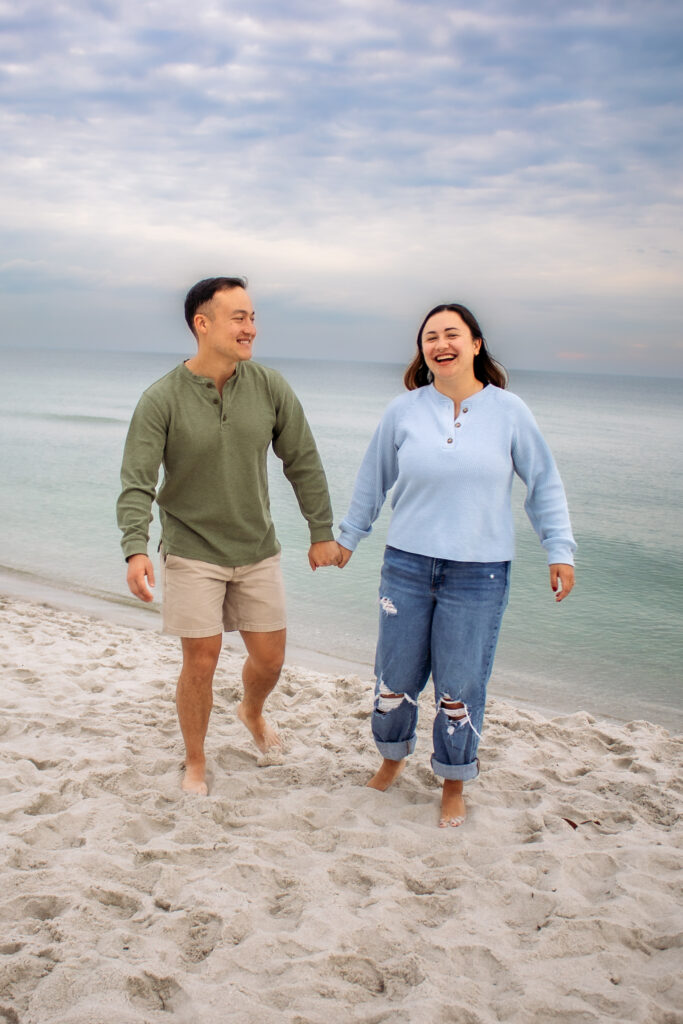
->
xmin=270 ymin=376 xmax=334 ymax=544
xmin=116 ymin=392 xmax=167 ymax=560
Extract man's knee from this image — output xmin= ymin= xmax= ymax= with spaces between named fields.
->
xmin=181 ymin=635 xmax=222 ymax=679
xmin=242 ymin=630 xmax=286 ymax=681
xmin=250 ymin=648 xmax=285 ymax=680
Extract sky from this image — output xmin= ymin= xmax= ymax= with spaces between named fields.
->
xmin=1 ymin=0 xmax=682 ymax=375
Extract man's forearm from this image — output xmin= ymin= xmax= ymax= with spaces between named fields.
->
xmin=276 ymin=436 xmax=334 ymax=541
xmin=117 ymin=394 xmax=166 ymax=560
xmin=288 ymin=470 xmax=334 ymax=543
xmin=117 ymin=484 xmax=155 ymax=559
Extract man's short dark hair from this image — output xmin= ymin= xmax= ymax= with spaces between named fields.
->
xmin=184 ymin=277 xmax=248 ymax=335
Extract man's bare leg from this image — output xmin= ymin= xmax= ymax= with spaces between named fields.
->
xmin=176 ymin=634 xmax=222 ymax=795
xmin=367 ymin=758 xmax=405 ymax=791
xmin=237 ymin=629 xmax=286 ymax=753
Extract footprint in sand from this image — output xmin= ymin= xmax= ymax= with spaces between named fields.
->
xmin=176 ymin=909 xmax=223 ymax=963
xmin=268 ymin=885 xmax=304 ymax=922
xmin=126 ymin=972 xmax=189 ymax=1012
xmin=88 ymin=887 xmax=142 ymax=918
xmin=0 ymin=895 xmax=69 ymax=924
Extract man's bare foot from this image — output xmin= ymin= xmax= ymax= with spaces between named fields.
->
xmin=237 ymin=701 xmax=282 ymax=754
xmin=439 ymin=778 xmax=465 ymax=827
xmin=182 ymin=761 xmax=209 ymax=796
xmin=366 ymin=758 xmax=405 ymax=791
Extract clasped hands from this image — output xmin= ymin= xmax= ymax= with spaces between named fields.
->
xmin=307 ymin=541 xmax=353 ymax=571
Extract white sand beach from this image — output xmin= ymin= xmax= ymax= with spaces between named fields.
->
xmin=1 ymin=595 xmax=681 ymax=1024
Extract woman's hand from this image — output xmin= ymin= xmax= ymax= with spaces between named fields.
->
xmin=549 ymin=563 xmax=575 ymax=602
xmin=337 ymin=544 xmax=353 ymax=569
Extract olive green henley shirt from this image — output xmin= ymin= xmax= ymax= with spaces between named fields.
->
xmin=117 ymin=361 xmax=334 ymax=566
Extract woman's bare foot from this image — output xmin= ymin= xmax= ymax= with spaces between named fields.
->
xmin=439 ymin=778 xmax=465 ymax=827
xmin=367 ymin=758 xmax=405 ymax=791
xmin=182 ymin=761 xmax=209 ymax=796
xmin=237 ymin=701 xmax=282 ymax=754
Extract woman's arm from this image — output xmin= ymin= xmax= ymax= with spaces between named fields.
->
xmin=511 ymin=399 xmax=577 ymax=569
xmin=337 ymin=403 xmax=401 ymax=554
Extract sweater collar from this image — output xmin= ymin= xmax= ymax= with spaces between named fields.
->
xmin=427 ymin=382 xmax=490 ymax=406
xmin=180 ymin=361 xmax=242 ymax=388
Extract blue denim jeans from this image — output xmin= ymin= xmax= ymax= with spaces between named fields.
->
xmin=372 ymin=546 xmax=510 ymax=781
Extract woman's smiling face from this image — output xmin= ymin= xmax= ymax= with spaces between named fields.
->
xmin=421 ymin=309 xmax=481 ymax=383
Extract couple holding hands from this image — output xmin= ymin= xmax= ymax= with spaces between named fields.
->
xmin=117 ymin=277 xmax=575 ymax=828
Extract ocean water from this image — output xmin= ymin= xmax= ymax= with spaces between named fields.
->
xmin=1 ymin=348 xmax=681 ymax=730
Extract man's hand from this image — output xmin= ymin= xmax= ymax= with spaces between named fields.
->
xmin=549 ymin=563 xmax=575 ymax=602
xmin=126 ymin=553 xmax=156 ymax=602
xmin=308 ymin=541 xmax=342 ymax=571
xmin=337 ymin=544 xmax=353 ymax=568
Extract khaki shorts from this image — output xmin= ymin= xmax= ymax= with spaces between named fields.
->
xmin=161 ymin=551 xmax=286 ymax=637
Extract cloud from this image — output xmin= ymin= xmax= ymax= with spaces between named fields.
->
xmin=0 ymin=257 xmax=109 ymax=292
xmin=0 ymin=0 xmax=681 ymax=373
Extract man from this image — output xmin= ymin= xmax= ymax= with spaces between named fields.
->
xmin=117 ymin=277 xmax=339 ymax=795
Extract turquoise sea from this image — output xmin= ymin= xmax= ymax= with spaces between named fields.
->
xmin=1 ymin=348 xmax=681 ymax=731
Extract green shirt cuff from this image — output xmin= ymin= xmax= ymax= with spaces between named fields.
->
xmin=309 ymin=526 xmax=335 ymax=544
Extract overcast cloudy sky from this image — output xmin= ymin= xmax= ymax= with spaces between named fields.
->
xmin=1 ymin=0 xmax=681 ymax=374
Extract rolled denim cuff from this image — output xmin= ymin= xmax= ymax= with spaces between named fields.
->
xmin=430 ymin=755 xmax=480 ymax=782
xmin=374 ymin=736 xmax=417 ymax=761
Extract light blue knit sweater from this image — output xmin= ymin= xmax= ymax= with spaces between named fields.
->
xmin=337 ymin=384 xmax=576 ymax=565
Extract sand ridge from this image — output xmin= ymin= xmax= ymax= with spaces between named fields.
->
xmin=0 ymin=596 xmax=681 ymax=1023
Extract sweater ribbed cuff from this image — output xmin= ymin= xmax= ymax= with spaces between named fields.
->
xmin=309 ymin=526 xmax=335 ymax=544
xmin=545 ymin=547 xmax=575 ymax=566
xmin=122 ymin=542 xmax=149 ymax=562
xmin=336 ymin=529 xmax=360 ymax=552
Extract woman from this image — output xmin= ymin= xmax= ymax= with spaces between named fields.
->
xmin=336 ymin=303 xmax=576 ymax=828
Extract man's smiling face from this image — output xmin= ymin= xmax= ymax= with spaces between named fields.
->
xmin=194 ymin=286 xmax=256 ymax=366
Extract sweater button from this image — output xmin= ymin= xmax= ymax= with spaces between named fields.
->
xmin=455 ymin=422 xmax=461 ymax=428
xmin=206 ymin=383 xmax=213 ymax=388
xmin=446 ymin=437 xmax=453 ymax=444
xmin=463 ymin=407 xmax=469 ymax=413
xmin=213 ymin=399 xmax=219 ymax=405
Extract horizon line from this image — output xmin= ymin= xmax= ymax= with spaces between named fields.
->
xmin=1 ymin=343 xmax=681 ymax=381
